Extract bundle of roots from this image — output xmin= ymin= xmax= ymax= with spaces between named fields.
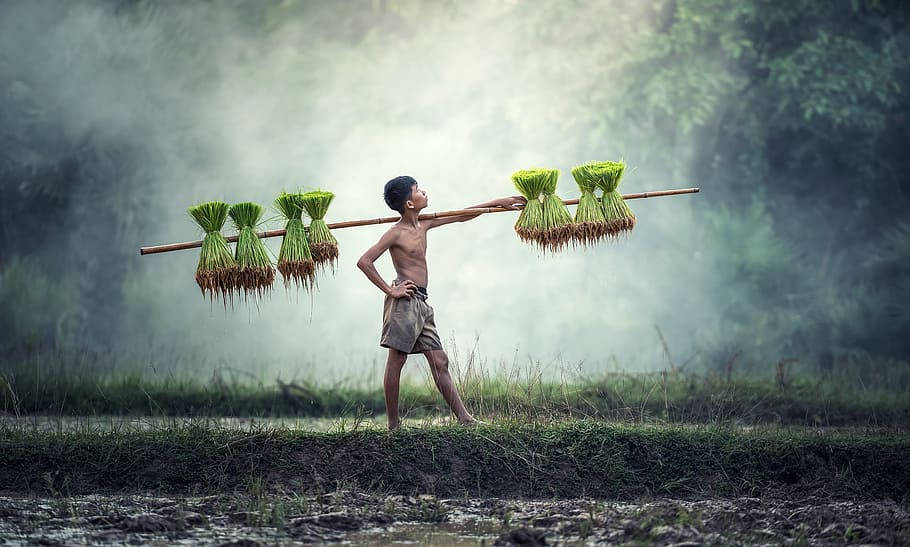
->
xmin=229 ymin=201 xmax=275 ymax=299
xmin=511 ymin=168 xmax=548 ymax=248
xmin=275 ymin=192 xmax=316 ymax=290
xmin=570 ymin=163 xmax=610 ymax=245
xmin=582 ymin=160 xmax=636 ymax=237
xmin=188 ymin=201 xmax=238 ymax=304
xmin=300 ymin=190 xmax=339 ymax=272
xmin=538 ymin=169 xmax=574 ymax=252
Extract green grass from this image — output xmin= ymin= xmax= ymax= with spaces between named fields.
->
xmin=1 ymin=421 xmax=907 ymax=499
xmin=2 ymin=347 xmax=909 ymax=426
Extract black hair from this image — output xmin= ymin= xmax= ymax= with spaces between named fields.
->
xmin=384 ymin=175 xmax=417 ymax=213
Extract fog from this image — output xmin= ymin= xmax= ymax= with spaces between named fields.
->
xmin=5 ymin=0 xmax=900 ymax=382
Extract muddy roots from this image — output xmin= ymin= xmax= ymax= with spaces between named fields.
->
xmin=572 ymin=221 xmax=610 ymax=246
xmin=604 ymin=215 xmax=637 ymax=238
xmin=537 ymin=225 xmax=576 ymax=253
xmin=194 ymin=266 xmax=238 ymax=306
xmin=311 ymin=242 xmax=339 ymax=273
xmin=278 ymin=260 xmax=317 ymax=290
xmin=233 ymin=266 xmax=276 ymax=300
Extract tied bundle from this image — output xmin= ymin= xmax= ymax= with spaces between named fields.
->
xmin=538 ymin=168 xmax=574 ymax=252
xmin=228 ymin=202 xmax=275 ymax=298
xmin=188 ymin=201 xmax=238 ymax=303
xmin=511 ymin=168 xmax=548 ymax=247
xmin=585 ymin=160 xmax=636 ymax=237
xmin=300 ymin=190 xmax=339 ymax=272
xmin=570 ymin=163 xmax=609 ymax=245
xmin=275 ymin=192 xmax=316 ymax=290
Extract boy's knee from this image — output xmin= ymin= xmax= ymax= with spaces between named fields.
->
xmin=388 ymin=349 xmax=407 ymax=367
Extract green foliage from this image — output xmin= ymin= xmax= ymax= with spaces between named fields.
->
xmin=511 ymin=168 xmax=548 ymax=246
xmin=0 ymin=258 xmax=81 ymax=349
xmin=586 ymin=160 xmax=636 ymax=237
xmin=300 ymin=191 xmax=338 ymax=271
xmin=538 ymin=168 xmax=574 ymax=252
xmin=229 ymin=202 xmax=275 ymax=298
xmin=274 ymin=192 xmax=315 ymax=289
xmin=2 ymin=0 xmax=908 ymax=361
xmin=188 ymin=201 xmax=238 ymax=302
xmin=570 ymin=163 xmax=608 ymax=245
xmin=189 ymin=201 xmax=230 ymax=234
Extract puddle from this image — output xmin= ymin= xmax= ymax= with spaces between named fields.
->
xmin=0 ymin=491 xmax=906 ymax=545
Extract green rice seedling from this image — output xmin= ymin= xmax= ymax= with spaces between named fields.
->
xmin=187 ymin=201 xmax=238 ymax=303
xmin=584 ymin=160 xmax=636 ymax=237
xmin=511 ymin=168 xmax=548 ymax=247
xmin=539 ymin=169 xmax=574 ymax=252
xmin=300 ymin=190 xmax=339 ymax=272
xmin=274 ymin=192 xmax=316 ymax=290
xmin=570 ymin=164 xmax=609 ymax=246
xmin=229 ymin=201 xmax=275 ymax=299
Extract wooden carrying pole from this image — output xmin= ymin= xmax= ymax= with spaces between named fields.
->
xmin=139 ymin=187 xmax=699 ymax=256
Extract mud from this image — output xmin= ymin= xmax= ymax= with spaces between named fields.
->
xmin=0 ymin=491 xmax=906 ymax=545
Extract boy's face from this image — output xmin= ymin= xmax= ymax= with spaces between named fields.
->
xmin=405 ymin=183 xmax=428 ymax=212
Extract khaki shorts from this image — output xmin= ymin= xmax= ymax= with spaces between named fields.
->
xmin=379 ymin=281 xmax=443 ymax=354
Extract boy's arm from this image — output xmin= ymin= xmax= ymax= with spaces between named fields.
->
xmin=424 ymin=195 xmax=527 ymax=230
xmin=356 ymin=229 xmax=416 ymax=298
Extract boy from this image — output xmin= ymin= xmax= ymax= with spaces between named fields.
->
xmin=357 ymin=175 xmax=526 ymax=430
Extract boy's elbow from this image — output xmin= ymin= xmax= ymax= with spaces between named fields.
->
xmin=356 ymin=256 xmax=371 ymax=270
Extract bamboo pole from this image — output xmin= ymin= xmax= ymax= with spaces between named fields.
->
xmin=139 ymin=187 xmax=699 ymax=255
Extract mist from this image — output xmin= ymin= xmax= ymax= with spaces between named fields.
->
xmin=3 ymin=0 xmax=907 ymax=382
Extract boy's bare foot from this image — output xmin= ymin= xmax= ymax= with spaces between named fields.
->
xmin=458 ymin=417 xmax=485 ymax=427
xmin=388 ymin=421 xmax=400 ymax=431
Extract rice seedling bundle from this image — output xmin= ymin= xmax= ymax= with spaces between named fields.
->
xmin=274 ymin=192 xmax=316 ymax=290
xmin=300 ymin=190 xmax=339 ymax=272
xmin=570 ymin=164 xmax=609 ymax=245
xmin=188 ymin=201 xmax=238 ymax=302
xmin=511 ymin=168 xmax=548 ymax=247
xmin=539 ymin=169 xmax=574 ymax=252
xmin=587 ymin=160 xmax=636 ymax=236
xmin=228 ymin=201 xmax=275 ymax=298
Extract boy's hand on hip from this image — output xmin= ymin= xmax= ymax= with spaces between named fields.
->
xmin=389 ymin=280 xmax=417 ymax=299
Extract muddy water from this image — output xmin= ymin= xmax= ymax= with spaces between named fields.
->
xmin=0 ymin=491 xmax=906 ymax=545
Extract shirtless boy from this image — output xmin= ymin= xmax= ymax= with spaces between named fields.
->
xmin=357 ymin=175 xmax=526 ymax=430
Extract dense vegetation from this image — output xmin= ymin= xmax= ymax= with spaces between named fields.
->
xmin=1 ymin=0 xmax=908 ymax=372
xmin=3 ymin=348 xmax=908 ymax=425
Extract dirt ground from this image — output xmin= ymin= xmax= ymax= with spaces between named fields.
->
xmin=0 ymin=490 xmax=906 ymax=545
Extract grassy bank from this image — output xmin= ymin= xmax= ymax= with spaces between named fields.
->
xmin=3 ymin=369 xmax=908 ymax=426
xmin=3 ymin=347 xmax=909 ymax=426
xmin=2 ymin=421 xmax=907 ymax=501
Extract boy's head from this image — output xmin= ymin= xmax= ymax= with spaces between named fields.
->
xmin=384 ymin=175 xmax=428 ymax=214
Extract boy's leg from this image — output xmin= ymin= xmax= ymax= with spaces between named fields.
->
xmin=384 ymin=348 xmax=408 ymax=430
xmin=423 ymin=349 xmax=476 ymax=424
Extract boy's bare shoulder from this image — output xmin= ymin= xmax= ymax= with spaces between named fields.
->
xmin=381 ymin=223 xmax=403 ymax=244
